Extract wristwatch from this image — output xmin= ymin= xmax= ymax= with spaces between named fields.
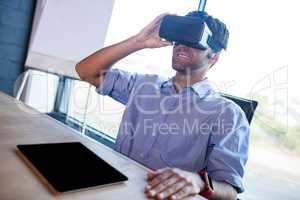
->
xmin=198 ymin=171 xmax=214 ymax=198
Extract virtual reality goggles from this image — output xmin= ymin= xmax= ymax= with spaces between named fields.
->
xmin=159 ymin=15 xmax=223 ymax=52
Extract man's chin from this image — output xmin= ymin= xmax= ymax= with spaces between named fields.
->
xmin=172 ymin=59 xmax=189 ymax=71
xmin=172 ymin=64 xmax=189 ymax=74
xmin=172 ymin=62 xmax=203 ymax=75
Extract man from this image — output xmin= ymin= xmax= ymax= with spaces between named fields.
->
xmin=76 ymin=11 xmax=249 ymax=200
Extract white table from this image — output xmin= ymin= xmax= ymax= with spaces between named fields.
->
xmin=0 ymin=92 xmax=203 ymax=200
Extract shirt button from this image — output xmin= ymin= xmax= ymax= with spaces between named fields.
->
xmin=140 ymin=153 xmax=144 ymax=158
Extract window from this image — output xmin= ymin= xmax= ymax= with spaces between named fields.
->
xmin=66 ymin=80 xmax=90 ymax=126
xmin=20 ymin=70 xmax=59 ymax=113
xmin=86 ymin=88 xmax=125 ymax=139
xmin=205 ymin=1 xmax=299 ymax=199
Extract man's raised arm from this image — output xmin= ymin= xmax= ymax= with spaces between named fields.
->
xmin=75 ymin=13 xmax=172 ymax=87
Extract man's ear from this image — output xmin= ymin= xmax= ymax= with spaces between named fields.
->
xmin=208 ymin=52 xmax=220 ymax=68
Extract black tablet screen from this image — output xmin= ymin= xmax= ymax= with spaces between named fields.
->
xmin=17 ymin=142 xmax=128 ymax=193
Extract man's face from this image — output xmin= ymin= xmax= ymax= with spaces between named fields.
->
xmin=172 ymin=43 xmax=213 ymax=73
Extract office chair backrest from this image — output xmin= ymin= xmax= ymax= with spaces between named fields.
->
xmin=220 ymin=93 xmax=258 ymax=124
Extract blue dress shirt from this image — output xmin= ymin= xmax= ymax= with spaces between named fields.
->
xmin=96 ymin=68 xmax=249 ymax=193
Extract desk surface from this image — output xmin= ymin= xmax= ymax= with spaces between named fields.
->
xmin=0 ymin=92 xmax=203 ymax=200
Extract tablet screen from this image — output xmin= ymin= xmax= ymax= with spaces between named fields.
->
xmin=17 ymin=142 xmax=128 ymax=193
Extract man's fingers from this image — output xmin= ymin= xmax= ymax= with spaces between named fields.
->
xmin=142 ymin=13 xmax=169 ymax=33
xmin=145 ymin=168 xmax=203 ymax=199
xmin=148 ymin=175 xmax=180 ymax=197
xmin=147 ymin=169 xmax=173 ymax=188
xmin=156 ymin=40 xmax=173 ymax=48
xmin=169 ymin=184 xmax=194 ymax=200
xmin=152 ymin=13 xmax=177 ymax=26
xmin=147 ymin=168 xmax=170 ymax=180
xmin=151 ymin=12 xmax=169 ymax=25
xmin=147 ymin=170 xmax=159 ymax=180
xmin=157 ymin=179 xmax=187 ymax=200
xmin=146 ymin=178 xmax=187 ymax=199
xmin=147 ymin=22 xmax=161 ymax=36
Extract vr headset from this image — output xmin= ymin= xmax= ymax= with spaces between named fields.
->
xmin=159 ymin=15 xmax=223 ymax=52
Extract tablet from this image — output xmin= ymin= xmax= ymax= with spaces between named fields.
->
xmin=17 ymin=142 xmax=128 ymax=193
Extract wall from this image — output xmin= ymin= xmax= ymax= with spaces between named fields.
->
xmin=25 ymin=0 xmax=115 ymax=78
xmin=0 ymin=0 xmax=35 ymax=96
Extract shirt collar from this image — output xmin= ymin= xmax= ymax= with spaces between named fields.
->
xmin=160 ymin=77 xmax=216 ymax=98
xmin=191 ymin=78 xmax=216 ymax=98
xmin=160 ymin=78 xmax=173 ymax=88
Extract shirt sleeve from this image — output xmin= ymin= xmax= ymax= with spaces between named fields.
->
xmin=205 ymin=103 xmax=250 ymax=193
xmin=95 ymin=68 xmax=142 ymax=105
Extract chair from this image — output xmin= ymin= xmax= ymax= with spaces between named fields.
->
xmin=220 ymin=93 xmax=258 ymax=124
xmin=220 ymin=93 xmax=258 ymax=200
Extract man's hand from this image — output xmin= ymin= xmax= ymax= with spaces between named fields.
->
xmin=144 ymin=168 xmax=204 ymax=200
xmin=134 ymin=13 xmax=173 ymax=49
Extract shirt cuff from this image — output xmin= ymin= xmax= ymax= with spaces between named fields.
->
xmin=209 ymin=170 xmax=245 ymax=193
xmin=95 ymin=69 xmax=117 ymax=96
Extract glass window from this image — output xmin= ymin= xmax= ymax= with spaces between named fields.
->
xmin=86 ymin=87 xmax=125 ymax=139
xmin=21 ymin=70 xmax=59 ymax=113
xmin=205 ymin=1 xmax=299 ymax=199
xmin=66 ymin=80 xmax=90 ymax=124
xmin=205 ymin=0 xmax=290 ymax=97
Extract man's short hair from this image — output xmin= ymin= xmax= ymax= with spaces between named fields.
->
xmin=186 ymin=11 xmax=229 ymax=52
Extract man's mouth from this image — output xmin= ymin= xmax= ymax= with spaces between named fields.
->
xmin=175 ymin=53 xmax=191 ymax=60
